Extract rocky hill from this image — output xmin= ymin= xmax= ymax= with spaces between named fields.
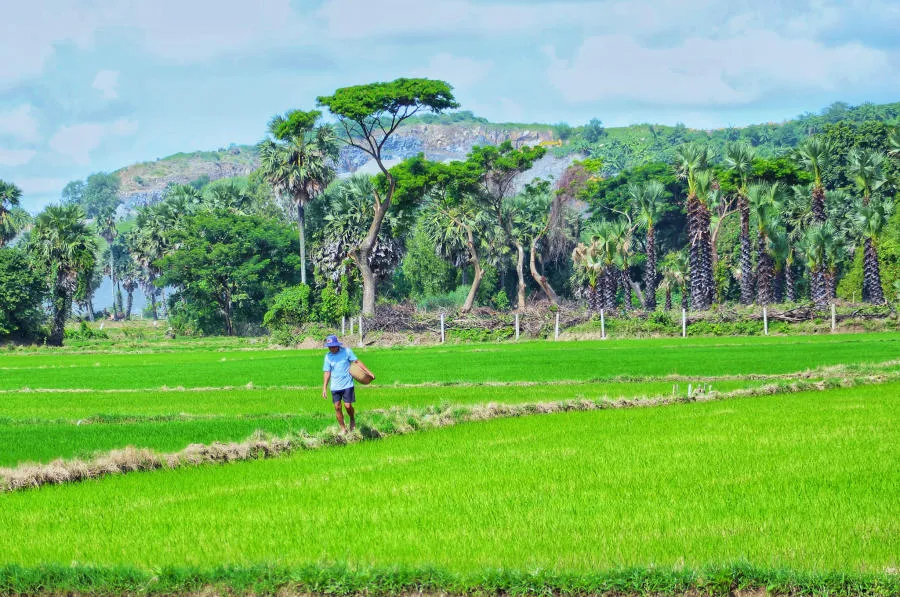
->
xmin=114 ymin=123 xmax=559 ymax=207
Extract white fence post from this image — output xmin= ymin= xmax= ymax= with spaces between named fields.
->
xmin=440 ymin=313 xmax=445 ymax=343
xmin=600 ymin=309 xmax=606 ymax=340
xmin=763 ymin=307 xmax=768 ymax=336
xmin=515 ymin=313 xmax=520 ymax=341
xmin=341 ymin=316 xmax=346 ymax=335
xmin=358 ymin=316 xmax=363 ymax=347
xmin=554 ymin=311 xmax=560 ymax=341
xmin=831 ymin=304 xmax=836 ymax=333
xmin=681 ymin=309 xmax=686 ymax=338
xmin=349 ymin=318 xmax=354 ymax=335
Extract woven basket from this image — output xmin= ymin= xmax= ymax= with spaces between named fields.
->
xmin=349 ymin=362 xmax=375 ymax=385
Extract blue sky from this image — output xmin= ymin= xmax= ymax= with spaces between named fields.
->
xmin=2 ymin=0 xmax=899 ymax=212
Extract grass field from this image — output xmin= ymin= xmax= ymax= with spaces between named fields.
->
xmin=1 ymin=333 xmax=898 ymax=595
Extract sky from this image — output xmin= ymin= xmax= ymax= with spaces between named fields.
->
xmin=2 ymin=0 xmax=899 ymax=212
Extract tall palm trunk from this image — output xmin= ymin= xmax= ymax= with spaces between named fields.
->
xmin=739 ymin=195 xmax=754 ymax=304
xmin=665 ymin=286 xmax=672 ymax=310
xmin=810 ymin=267 xmax=827 ymax=308
xmin=687 ymin=194 xmax=714 ymax=310
xmin=785 ymin=263 xmax=796 ymax=303
xmin=621 ymin=269 xmax=632 ymax=311
xmin=296 ymin=201 xmax=307 ymax=285
xmin=514 ymin=242 xmax=527 ymax=311
xmin=680 ymin=283 xmax=689 ymax=310
xmin=863 ymin=237 xmax=885 ymax=304
xmin=49 ymin=271 xmax=74 ymax=347
xmin=756 ymin=232 xmax=775 ymax=305
xmin=811 ymin=185 xmax=826 ymax=224
xmin=644 ymin=226 xmax=657 ymax=310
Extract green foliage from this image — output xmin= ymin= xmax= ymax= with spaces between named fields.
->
xmin=401 ymin=222 xmax=456 ymax=299
xmin=0 ymin=248 xmax=46 ymax=341
xmin=157 ymin=211 xmax=302 ymax=335
xmin=318 ymin=281 xmax=341 ymax=324
xmin=80 ymin=172 xmax=122 ymax=218
xmin=317 ymin=78 xmax=459 ymax=124
xmin=64 ymin=321 xmax=109 ymax=341
xmin=268 ymin=109 xmax=322 ymax=141
xmin=404 ymin=110 xmax=489 ymax=126
xmin=263 ymin=284 xmax=313 ymax=330
xmin=491 ymin=289 xmax=510 ymax=311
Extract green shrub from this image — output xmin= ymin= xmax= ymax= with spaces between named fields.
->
xmin=491 ymin=289 xmax=510 ymax=311
xmin=264 ymin=284 xmax=312 ymax=330
xmin=417 ymin=286 xmax=470 ymax=311
xmin=64 ymin=321 xmax=109 ymax=341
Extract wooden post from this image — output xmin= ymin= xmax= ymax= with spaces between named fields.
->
xmin=515 ymin=313 xmax=520 ymax=341
xmin=554 ymin=311 xmax=560 ymax=341
xmin=600 ymin=309 xmax=606 ymax=339
xmin=831 ymin=303 xmax=836 ymax=333
xmin=440 ymin=313 xmax=445 ymax=343
xmin=681 ymin=309 xmax=686 ymax=338
xmin=763 ymin=307 xmax=768 ymax=336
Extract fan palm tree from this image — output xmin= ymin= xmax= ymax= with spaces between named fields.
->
xmin=629 ymin=180 xmax=667 ymax=310
xmin=853 ymin=199 xmax=893 ymax=304
xmin=888 ymin=127 xmax=900 ymax=159
xmin=0 ymin=180 xmax=23 ymax=248
xmin=794 ymin=136 xmax=833 ymax=223
xmin=673 ymin=143 xmax=714 ymax=310
xmin=847 ymin=148 xmax=887 ymax=207
xmin=797 ymin=222 xmax=842 ymax=308
xmin=724 ymin=142 xmax=756 ymax=304
xmin=747 ymin=183 xmax=783 ymax=305
xmin=97 ymin=211 xmax=120 ymax=318
xmin=258 ymin=111 xmax=338 ymax=285
xmin=30 ymin=205 xmax=97 ymax=346
xmin=573 ymin=220 xmax=620 ymax=310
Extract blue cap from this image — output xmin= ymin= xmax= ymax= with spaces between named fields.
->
xmin=324 ymin=335 xmax=343 ymax=347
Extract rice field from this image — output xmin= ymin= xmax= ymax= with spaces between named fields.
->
xmin=1 ymin=333 xmax=898 ymax=595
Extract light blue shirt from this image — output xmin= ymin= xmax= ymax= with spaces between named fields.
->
xmin=323 ymin=347 xmax=358 ymax=391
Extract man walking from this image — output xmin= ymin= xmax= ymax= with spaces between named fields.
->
xmin=322 ymin=334 xmax=372 ymax=432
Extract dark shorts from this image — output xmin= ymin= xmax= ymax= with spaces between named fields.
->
xmin=331 ymin=386 xmax=356 ymax=404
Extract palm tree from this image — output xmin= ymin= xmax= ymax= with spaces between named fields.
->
xmin=794 ymin=136 xmax=833 ymax=224
xmin=747 ymin=183 xmax=783 ymax=305
xmin=258 ymin=110 xmax=338 ymax=285
xmin=629 ymin=180 xmax=667 ymax=310
xmin=853 ymin=199 xmax=893 ymax=304
xmin=724 ymin=142 xmax=756 ymax=304
xmin=30 ymin=205 xmax=97 ymax=346
xmin=797 ymin=222 xmax=843 ymax=308
xmin=573 ymin=221 xmax=620 ymax=311
xmin=0 ymin=180 xmax=23 ymax=248
xmin=888 ymin=127 xmax=900 ymax=159
xmin=673 ymin=143 xmax=714 ymax=310
xmin=769 ymin=230 xmax=792 ymax=303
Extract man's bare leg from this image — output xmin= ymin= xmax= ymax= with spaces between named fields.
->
xmin=345 ymin=403 xmax=356 ymax=431
xmin=334 ymin=402 xmax=347 ymax=431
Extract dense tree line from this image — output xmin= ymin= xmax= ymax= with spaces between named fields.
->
xmin=2 ymin=87 xmax=899 ymax=345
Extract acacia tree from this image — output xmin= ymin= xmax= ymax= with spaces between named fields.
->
xmin=847 ymin=148 xmax=889 ymax=303
xmin=30 ymin=205 xmax=97 ymax=346
xmin=257 ymin=109 xmax=338 ymax=284
xmin=468 ymin=141 xmax=546 ymax=310
xmin=794 ymin=136 xmax=832 ymax=224
xmin=674 ymin=143 xmax=715 ymax=310
xmin=317 ymin=78 xmax=458 ymax=315
xmin=724 ymin=142 xmax=756 ymax=304
xmin=629 ymin=180 xmax=667 ymax=310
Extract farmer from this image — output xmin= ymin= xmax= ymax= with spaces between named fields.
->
xmin=321 ymin=334 xmax=373 ymax=432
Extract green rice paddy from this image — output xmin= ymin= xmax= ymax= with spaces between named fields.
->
xmin=1 ymin=333 xmax=898 ymax=595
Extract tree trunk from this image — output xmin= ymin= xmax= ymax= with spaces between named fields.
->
xmin=161 ymin=287 xmax=168 ymax=318
xmin=297 ymin=201 xmax=307 ymax=285
xmin=86 ymin=295 xmax=95 ymax=322
xmin=125 ymin=287 xmax=134 ymax=320
xmin=514 ymin=242 xmax=526 ymax=311
xmin=665 ymin=286 xmax=672 ymax=311
xmin=529 ymin=238 xmax=558 ymax=305
xmin=602 ymin=268 xmax=617 ymax=309
xmin=811 ymin=266 xmax=827 ymax=308
xmin=811 ymin=185 xmax=826 ymax=224
xmin=774 ymin=268 xmax=785 ymax=304
xmin=49 ymin=277 xmax=70 ymax=347
xmin=110 ymin=267 xmax=118 ymax=318
xmin=358 ymin=175 xmax=395 ymax=316
xmin=687 ymin=194 xmax=714 ymax=310
xmin=461 ymin=225 xmax=484 ymax=313
xmin=785 ymin=263 xmax=796 ymax=303
xmin=863 ymin=237 xmax=885 ymax=304
xmin=644 ymin=226 xmax=657 ymax=310
xmin=756 ymin=232 xmax=775 ymax=306
xmin=150 ymin=290 xmax=158 ymax=321
xmin=680 ymin=284 xmax=689 ymax=310
xmin=739 ymin=195 xmax=754 ymax=305
xmin=621 ymin=269 xmax=632 ymax=311
xmin=222 ymin=291 xmax=235 ymax=336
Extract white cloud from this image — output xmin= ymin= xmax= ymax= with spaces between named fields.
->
xmin=92 ymin=70 xmax=120 ymax=99
xmin=0 ymin=149 xmax=37 ymax=166
xmin=49 ymin=119 xmax=138 ymax=165
xmin=410 ymin=53 xmax=492 ymax=89
xmin=0 ymin=105 xmax=40 ymax=143
xmin=545 ymin=32 xmax=891 ymax=106
xmin=15 ymin=177 xmax=70 ymax=195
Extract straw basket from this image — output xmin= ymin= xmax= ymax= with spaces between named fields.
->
xmin=349 ymin=362 xmax=375 ymax=385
